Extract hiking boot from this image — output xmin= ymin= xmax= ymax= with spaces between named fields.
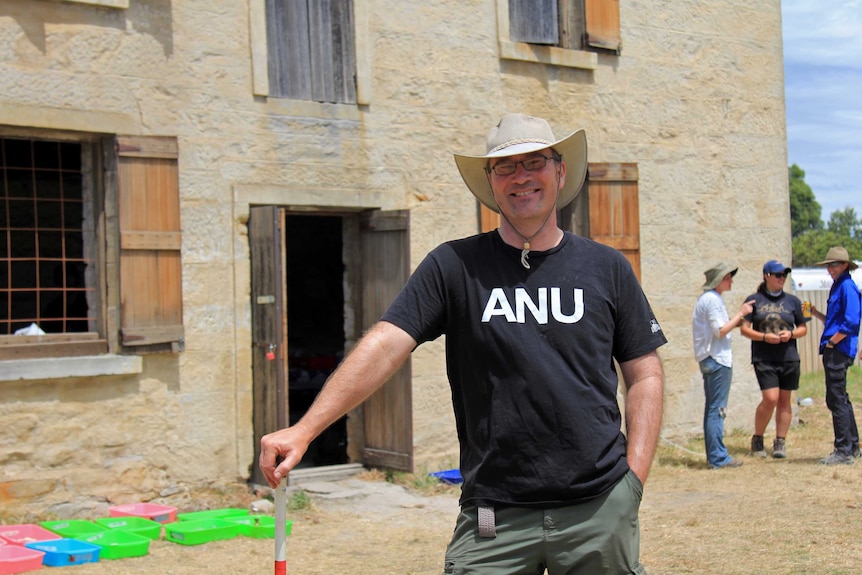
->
xmin=819 ymin=451 xmax=854 ymax=465
xmin=750 ymin=435 xmax=767 ymax=458
xmin=772 ymin=438 xmax=787 ymax=459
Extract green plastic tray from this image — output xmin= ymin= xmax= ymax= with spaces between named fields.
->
xmin=94 ymin=516 xmax=162 ymax=540
xmin=80 ymin=530 xmax=150 ymax=560
xmin=176 ymin=508 xmax=248 ymax=522
xmin=40 ymin=520 xmax=106 ymax=539
xmin=164 ymin=519 xmax=239 ymax=546
xmin=222 ymin=515 xmax=293 ymax=539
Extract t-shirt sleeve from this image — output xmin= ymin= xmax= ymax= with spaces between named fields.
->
xmin=611 ymin=253 xmax=668 ymax=362
xmin=380 ymin=249 xmax=448 ymax=345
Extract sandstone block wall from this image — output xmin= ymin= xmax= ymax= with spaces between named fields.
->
xmin=0 ymin=0 xmax=786 ymax=515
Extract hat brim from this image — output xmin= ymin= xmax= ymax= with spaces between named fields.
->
xmin=703 ymin=264 xmax=738 ymax=291
xmin=453 ymin=129 xmax=587 ymax=214
xmin=815 ymin=259 xmax=859 ymax=270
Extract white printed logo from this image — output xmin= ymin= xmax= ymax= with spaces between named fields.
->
xmin=481 ymin=287 xmax=584 ymax=324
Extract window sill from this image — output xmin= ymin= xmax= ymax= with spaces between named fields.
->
xmin=0 ymin=355 xmax=143 ymax=382
xmin=60 ymin=0 xmax=130 ymax=8
xmin=499 ymin=40 xmax=598 ymax=70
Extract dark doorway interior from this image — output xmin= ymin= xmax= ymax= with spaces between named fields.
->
xmin=286 ymin=215 xmax=348 ymax=468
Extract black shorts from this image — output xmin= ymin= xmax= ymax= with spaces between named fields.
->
xmin=752 ymin=361 xmax=801 ymax=391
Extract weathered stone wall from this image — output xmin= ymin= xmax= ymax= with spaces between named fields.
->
xmin=0 ymin=0 xmax=786 ymax=516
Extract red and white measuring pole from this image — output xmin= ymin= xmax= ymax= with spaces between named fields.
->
xmin=274 ymin=476 xmax=287 ymax=575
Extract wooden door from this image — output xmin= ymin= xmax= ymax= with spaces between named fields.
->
xmin=249 ymin=206 xmax=288 ymax=485
xmin=359 ymin=210 xmax=413 ymax=471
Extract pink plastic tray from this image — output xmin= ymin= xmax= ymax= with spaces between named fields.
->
xmin=0 ymin=545 xmax=46 ymax=575
xmin=109 ymin=503 xmax=178 ymax=524
xmin=0 ymin=524 xmax=61 ymax=546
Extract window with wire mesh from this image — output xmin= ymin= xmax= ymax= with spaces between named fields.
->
xmin=0 ymin=137 xmax=94 ymax=336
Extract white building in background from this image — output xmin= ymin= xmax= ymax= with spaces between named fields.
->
xmin=790 ymin=266 xmax=862 ymax=292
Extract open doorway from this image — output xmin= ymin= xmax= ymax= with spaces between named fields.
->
xmin=285 ymin=215 xmax=348 ymax=468
xmin=248 ymin=207 xmax=413 ymax=485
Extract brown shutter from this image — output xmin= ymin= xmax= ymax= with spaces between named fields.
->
xmin=479 ymin=204 xmax=500 ymax=233
xmin=585 ymin=0 xmax=621 ymax=52
xmin=116 ymin=136 xmax=184 ymax=348
xmin=588 ymin=163 xmax=640 ymax=280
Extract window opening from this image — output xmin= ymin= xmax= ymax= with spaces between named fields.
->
xmin=0 ymin=138 xmax=94 ymax=336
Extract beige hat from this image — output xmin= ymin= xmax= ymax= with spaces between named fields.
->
xmin=815 ymin=246 xmax=858 ymax=270
xmin=453 ymin=113 xmax=587 ymax=213
xmin=702 ymin=262 xmax=738 ymax=291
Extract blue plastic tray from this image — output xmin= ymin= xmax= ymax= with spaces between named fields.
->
xmin=25 ymin=538 xmax=100 ymax=567
xmin=429 ymin=469 xmax=463 ymax=484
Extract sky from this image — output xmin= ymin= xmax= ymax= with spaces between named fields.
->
xmin=781 ymin=0 xmax=862 ymax=222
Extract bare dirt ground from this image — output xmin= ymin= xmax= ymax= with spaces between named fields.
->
xmin=12 ymin=367 xmax=862 ymax=574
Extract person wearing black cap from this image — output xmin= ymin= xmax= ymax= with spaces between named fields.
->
xmin=260 ymin=114 xmax=667 ymax=574
xmin=809 ymin=246 xmax=861 ymax=465
xmin=740 ymin=260 xmax=809 ymax=459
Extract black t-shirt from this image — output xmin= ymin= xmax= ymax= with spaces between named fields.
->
xmin=381 ymin=231 xmax=667 ymax=508
xmin=743 ymin=288 xmax=809 ymax=363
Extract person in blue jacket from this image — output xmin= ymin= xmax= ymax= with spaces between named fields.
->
xmin=810 ymin=246 xmax=862 ymax=465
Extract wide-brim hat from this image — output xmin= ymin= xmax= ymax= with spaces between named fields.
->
xmin=453 ymin=113 xmax=587 ymax=213
xmin=703 ymin=262 xmax=738 ymax=291
xmin=815 ymin=246 xmax=858 ymax=270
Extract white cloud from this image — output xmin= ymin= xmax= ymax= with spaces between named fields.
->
xmin=783 ymin=0 xmax=862 ymax=219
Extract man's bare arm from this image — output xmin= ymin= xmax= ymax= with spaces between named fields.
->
xmin=259 ymin=321 xmax=417 ymax=487
xmin=620 ymin=350 xmax=664 ymax=485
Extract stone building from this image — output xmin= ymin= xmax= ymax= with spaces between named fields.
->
xmin=0 ymin=0 xmax=787 ymax=515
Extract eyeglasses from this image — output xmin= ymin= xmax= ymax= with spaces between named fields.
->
xmin=487 ymin=155 xmax=559 ymax=176
xmin=826 ymin=262 xmax=844 ymax=269
xmin=768 ymin=272 xmax=787 ymax=279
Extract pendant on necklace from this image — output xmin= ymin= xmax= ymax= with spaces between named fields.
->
xmin=520 ymin=242 xmax=531 ymax=269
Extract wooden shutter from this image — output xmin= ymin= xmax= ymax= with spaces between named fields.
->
xmin=585 ymin=0 xmax=621 ymax=52
xmin=509 ymin=0 xmax=560 ymax=45
xmin=588 ymin=163 xmax=640 ymax=280
xmin=309 ymin=0 xmax=356 ymax=103
xmin=267 ymin=0 xmax=356 ymax=103
xmin=117 ymin=136 xmax=184 ymax=347
xmin=360 ymin=210 xmax=412 ymax=472
xmin=479 ymin=204 xmax=500 ymax=233
xmin=266 ymin=0 xmax=311 ymax=100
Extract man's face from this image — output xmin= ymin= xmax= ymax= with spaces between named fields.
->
xmin=487 ymin=149 xmax=565 ymax=221
xmin=826 ymin=261 xmax=848 ymax=280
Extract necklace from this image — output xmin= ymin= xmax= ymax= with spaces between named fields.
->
xmin=498 ymin=206 xmax=558 ymax=269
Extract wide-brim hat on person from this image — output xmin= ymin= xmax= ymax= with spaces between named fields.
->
xmin=453 ymin=113 xmax=587 ymax=213
xmin=702 ymin=262 xmax=738 ymax=291
xmin=815 ymin=246 xmax=858 ymax=270
xmin=762 ymin=260 xmax=791 ymax=275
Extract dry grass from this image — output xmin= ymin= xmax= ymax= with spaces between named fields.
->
xmin=642 ymin=364 xmax=862 ymax=575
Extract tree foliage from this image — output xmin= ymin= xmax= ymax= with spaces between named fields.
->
xmin=789 ymin=164 xmax=822 ymax=237
xmin=790 ymin=166 xmax=862 ymax=266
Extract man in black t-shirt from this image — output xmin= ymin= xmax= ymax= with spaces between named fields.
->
xmin=261 ymin=114 xmax=667 ymax=574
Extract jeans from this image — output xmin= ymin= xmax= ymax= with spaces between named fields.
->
xmin=823 ymin=348 xmax=859 ymax=455
xmin=699 ymin=357 xmax=733 ymax=468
